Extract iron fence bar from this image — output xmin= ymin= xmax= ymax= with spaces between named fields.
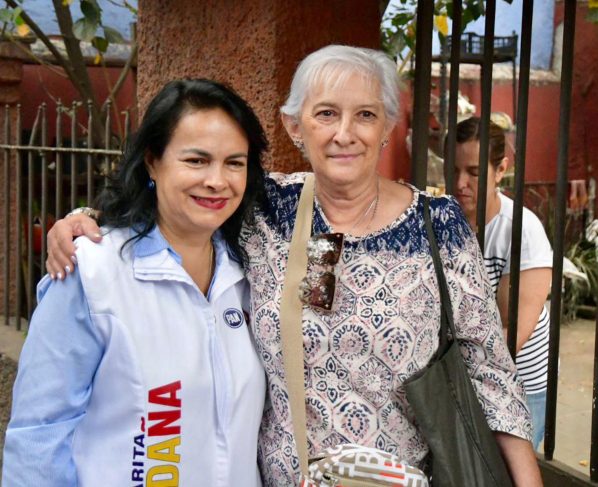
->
xmin=444 ymin=0 xmax=462 ymax=196
xmin=410 ymin=0 xmax=434 ymax=190
xmin=70 ymin=102 xmax=77 ymax=211
xmin=438 ymin=37 xmax=447 ymax=156
xmin=87 ymin=101 xmax=93 ymax=204
xmin=592 ymin=309 xmax=598 ymax=481
xmin=55 ymin=102 xmax=63 ymax=218
xmin=27 ymin=107 xmax=41 ymax=319
xmin=512 ymin=55 xmax=517 ymax=121
xmin=545 ymin=0 xmax=577 ymax=463
xmin=124 ymin=110 xmax=130 ymax=146
xmin=475 ymin=0 xmax=496 ymax=250
xmin=3 ymin=105 xmax=10 ymax=326
xmin=15 ymin=105 xmax=22 ymax=330
xmin=506 ymin=0 xmax=533 ymax=359
xmin=40 ymin=103 xmax=48 ymax=274
xmin=104 ymin=100 xmax=111 ymax=187
xmin=0 ymin=144 xmax=122 ymax=155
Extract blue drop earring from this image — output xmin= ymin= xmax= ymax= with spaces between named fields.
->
xmin=148 ymin=178 xmax=156 ymax=190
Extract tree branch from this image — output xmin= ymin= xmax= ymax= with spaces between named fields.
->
xmin=51 ymin=0 xmax=95 ymax=102
xmin=5 ymin=0 xmax=75 ymax=79
xmin=379 ymin=0 xmax=392 ymax=19
xmin=101 ymin=41 xmax=137 ymax=114
xmin=51 ymin=0 xmax=104 ymax=144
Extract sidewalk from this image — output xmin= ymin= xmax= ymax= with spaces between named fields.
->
xmin=0 ymin=317 xmax=27 ymax=362
xmin=0 ymin=317 xmax=25 ymax=471
xmin=549 ymin=317 xmax=595 ymax=477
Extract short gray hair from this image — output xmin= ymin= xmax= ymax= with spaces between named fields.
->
xmin=280 ymin=45 xmax=400 ymax=124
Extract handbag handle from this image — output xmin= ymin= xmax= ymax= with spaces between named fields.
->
xmin=422 ymin=196 xmax=458 ymax=356
xmin=280 ymin=173 xmax=315 ymax=476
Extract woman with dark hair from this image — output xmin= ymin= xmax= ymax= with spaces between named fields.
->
xmin=2 ymin=79 xmax=268 ymax=486
xmin=447 ymin=116 xmax=552 ymax=450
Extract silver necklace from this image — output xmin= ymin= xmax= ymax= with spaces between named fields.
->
xmin=346 ymin=176 xmax=380 ymax=237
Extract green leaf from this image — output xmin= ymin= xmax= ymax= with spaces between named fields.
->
xmin=72 ymin=17 xmax=98 ymax=42
xmin=587 ymin=9 xmax=598 ymax=24
xmin=11 ymin=6 xmax=22 ymax=20
xmin=0 ymin=8 xmax=13 ymax=23
xmin=462 ymin=9 xmax=474 ymax=28
xmin=103 ymin=25 xmax=125 ymax=44
xmin=92 ymin=36 xmax=108 ymax=53
xmin=81 ymin=0 xmax=101 ymax=25
xmin=391 ymin=12 xmax=414 ymax=28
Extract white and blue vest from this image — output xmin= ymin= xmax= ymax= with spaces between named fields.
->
xmin=73 ymin=228 xmax=265 ymax=486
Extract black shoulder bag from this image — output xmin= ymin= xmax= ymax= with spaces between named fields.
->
xmin=404 ymin=196 xmax=514 ymax=487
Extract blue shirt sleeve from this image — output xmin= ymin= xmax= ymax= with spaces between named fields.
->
xmin=2 ymin=270 xmax=104 ymax=487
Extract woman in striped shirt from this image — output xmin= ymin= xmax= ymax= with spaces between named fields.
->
xmin=447 ymin=116 xmax=552 ymax=450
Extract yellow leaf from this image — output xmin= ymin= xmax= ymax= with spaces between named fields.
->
xmin=407 ymin=22 xmax=415 ymax=39
xmin=16 ymin=23 xmax=30 ymax=37
xmin=434 ymin=15 xmax=449 ymax=37
xmin=62 ymin=0 xmax=74 ymax=5
xmin=590 ymin=0 xmax=598 ymax=8
xmin=94 ymin=53 xmax=102 ymax=65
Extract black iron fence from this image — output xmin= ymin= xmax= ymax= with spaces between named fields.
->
xmin=412 ymin=1 xmax=594 ymax=485
xmin=0 ymin=101 xmax=129 ymax=328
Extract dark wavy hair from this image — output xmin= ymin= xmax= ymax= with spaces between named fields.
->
xmin=96 ymin=79 xmax=268 ymax=266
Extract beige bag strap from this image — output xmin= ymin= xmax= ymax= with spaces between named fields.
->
xmin=279 ymin=173 xmax=314 ymax=476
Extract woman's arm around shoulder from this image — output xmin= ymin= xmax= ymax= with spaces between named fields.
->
xmin=46 ymin=213 xmax=102 ymax=280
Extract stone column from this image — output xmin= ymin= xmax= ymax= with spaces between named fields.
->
xmin=137 ymin=0 xmax=381 ymax=173
xmin=0 ymin=39 xmax=27 ymax=321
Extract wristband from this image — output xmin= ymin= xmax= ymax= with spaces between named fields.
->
xmin=65 ymin=207 xmax=100 ymax=221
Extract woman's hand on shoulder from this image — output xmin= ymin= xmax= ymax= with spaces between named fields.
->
xmin=46 ymin=214 xmax=102 ymax=280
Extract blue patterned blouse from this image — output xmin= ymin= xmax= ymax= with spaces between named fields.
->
xmin=240 ymin=172 xmax=531 ymax=487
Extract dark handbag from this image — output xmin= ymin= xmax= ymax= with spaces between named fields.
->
xmin=404 ymin=196 xmax=514 ymax=487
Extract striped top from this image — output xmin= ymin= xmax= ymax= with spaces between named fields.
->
xmin=484 ymin=192 xmax=552 ymax=394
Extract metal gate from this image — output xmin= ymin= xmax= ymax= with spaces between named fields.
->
xmin=409 ymin=1 xmax=596 ymax=485
xmin=1 ymin=100 xmax=129 ymax=327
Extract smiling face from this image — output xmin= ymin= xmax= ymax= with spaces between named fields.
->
xmin=283 ymin=72 xmax=390 ymax=187
xmin=146 ymin=108 xmax=248 ymax=243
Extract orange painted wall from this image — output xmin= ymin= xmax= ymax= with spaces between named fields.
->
xmin=555 ymin=2 xmax=598 ymax=187
xmin=381 ymin=77 xmax=562 ymax=186
xmin=136 ymin=0 xmax=381 ymax=174
xmin=459 ymin=77 xmax=561 ymax=183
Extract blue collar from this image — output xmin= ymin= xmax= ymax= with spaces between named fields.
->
xmin=132 ymin=225 xmax=183 ymax=265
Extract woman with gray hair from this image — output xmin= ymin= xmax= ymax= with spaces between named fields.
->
xmin=46 ymin=44 xmax=541 ymax=486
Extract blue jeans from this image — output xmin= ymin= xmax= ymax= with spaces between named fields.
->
xmin=527 ymin=390 xmax=547 ymax=450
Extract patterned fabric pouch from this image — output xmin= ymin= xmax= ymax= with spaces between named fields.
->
xmin=298 ymin=444 xmax=429 ymax=487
